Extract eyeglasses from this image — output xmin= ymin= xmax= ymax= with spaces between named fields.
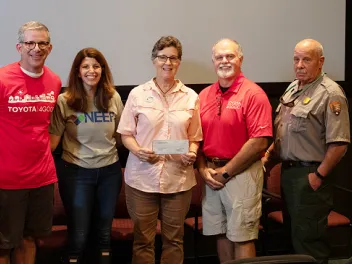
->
xmin=279 ymin=95 xmax=298 ymax=108
xmin=156 ymin=55 xmax=179 ymax=64
xmin=214 ymin=54 xmax=236 ymax=62
xmin=216 ymin=96 xmax=222 ymax=116
xmin=20 ymin=41 xmax=50 ymax=50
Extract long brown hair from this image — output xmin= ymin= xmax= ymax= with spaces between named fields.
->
xmin=66 ymin=47 xmax=115 ymax=112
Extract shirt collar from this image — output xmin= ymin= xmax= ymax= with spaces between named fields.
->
xmin=214 ymin=72 xmax=245 ymax=95
xmin=144 ymin=78 xmax=187 ymax=93
xmin=20 ymin=65 xmax=44 ymax=78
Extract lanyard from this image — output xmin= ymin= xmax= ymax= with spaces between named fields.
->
xmin=285 ymin=72 xmax=325 ymax=96
xmin=280 ymin=72 xmax=325 ymax=107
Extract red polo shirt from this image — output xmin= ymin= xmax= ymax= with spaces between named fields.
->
xmin=199 ymin=73 xmax=272 ymax=159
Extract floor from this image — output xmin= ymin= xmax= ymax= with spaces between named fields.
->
xmin=329 ymin=258 xmax=352 ymax=264
xmin=35 ymin=224 xmax=352 ymax=263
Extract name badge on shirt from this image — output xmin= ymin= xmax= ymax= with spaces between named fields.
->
xmin=146 ymin=96 xmax=154 ymax=103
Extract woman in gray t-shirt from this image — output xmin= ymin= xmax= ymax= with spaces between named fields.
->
xmin=49 ymin=47 xmax=124 ymax=264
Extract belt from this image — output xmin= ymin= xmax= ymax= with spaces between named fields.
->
xmin=205 ymin=157 xmax=231 ymax=167
xmin=282 ymin=160 xmax=320 ymax=168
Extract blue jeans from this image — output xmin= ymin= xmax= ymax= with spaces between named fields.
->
xmin=57 ymin=159 xmax=122 ymax=259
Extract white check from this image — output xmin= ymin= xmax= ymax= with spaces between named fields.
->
xmin=152 ymin=140 xmax=189 ymax=155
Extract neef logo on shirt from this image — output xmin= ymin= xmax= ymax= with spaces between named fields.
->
xmin=69 ymin=112 xmax=115 ymax=125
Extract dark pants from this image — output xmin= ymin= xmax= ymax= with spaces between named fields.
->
xmin=281 ymin=164 xmax=332 ymax=264
xmin=0 ymin=184 xmax=54 ymax=249
xmin=57 ymin=159 xmax=122 ymax=262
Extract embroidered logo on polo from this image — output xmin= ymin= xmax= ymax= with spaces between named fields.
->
xmin=69 ymin=112 xmax=115 ymax=125
xmin=226 ymin=101 xmax=241 ymax=109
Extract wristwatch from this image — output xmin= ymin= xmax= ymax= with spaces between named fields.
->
xmin=222 ymin=171 xmax=230 ymax=179
xmin=315 ymin=170 xmax=325 ymax=181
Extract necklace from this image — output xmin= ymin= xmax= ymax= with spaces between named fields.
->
xmin=154 ymin=79 xmax=176 ymax=96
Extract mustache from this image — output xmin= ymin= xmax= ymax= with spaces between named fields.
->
xmin=219 ymin=64 xmax=232 ymax=68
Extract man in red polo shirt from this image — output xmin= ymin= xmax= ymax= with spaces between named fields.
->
xmin=197 ymin=38 xmax=272 ymax=262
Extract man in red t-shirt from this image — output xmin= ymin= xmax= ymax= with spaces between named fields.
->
xmin=197 ymin=39 xmax=272 ymax=262
xmin=0 ymin=21 xmax=61 ymax=264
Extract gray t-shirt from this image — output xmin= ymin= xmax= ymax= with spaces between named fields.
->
xmin=49 ymin=91 xmax=124 ymax=168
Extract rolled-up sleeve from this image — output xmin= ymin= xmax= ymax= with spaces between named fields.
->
xmin=188 ymin=97 xmax=203 ymax=142
xmin=117 ymin=90 xmax=137 ymax=136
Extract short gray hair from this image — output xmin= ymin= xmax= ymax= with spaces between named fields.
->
xmin=212 ymin=38 xmax=243 ymax=59
xmin=18 ymin=21 xmax=50 ymax=43
xmin=314 ymin=42 xmax=324 ymax=57
xmin=151 ymin=36 xmax=182 ymax=61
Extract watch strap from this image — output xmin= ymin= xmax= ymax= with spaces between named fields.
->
xmin=315 ymin=170 xmax=325 ymax=180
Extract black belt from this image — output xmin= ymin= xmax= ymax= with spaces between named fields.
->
xmin=205 ymin=157 xmax=231 ymax=167
xmin=282 ymin=160 xmax=320 ymax=168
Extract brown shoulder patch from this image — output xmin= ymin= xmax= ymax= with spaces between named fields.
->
xmin=329 ymin=101 xmax=341 ymax=116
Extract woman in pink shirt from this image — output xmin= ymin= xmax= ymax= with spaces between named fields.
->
xmin=117 ymin=36 xmax=202 ymax=264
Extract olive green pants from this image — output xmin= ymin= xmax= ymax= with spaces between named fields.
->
xmin=281 ymin=165 xmax=333 ymax=264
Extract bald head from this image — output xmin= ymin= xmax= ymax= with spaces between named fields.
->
xmin=212 ymin=38 xmax=243 ymax=59
xmin=294 ymin=39 xmax=325 ymax=86
xmin=295 ymin=39 xmax=324 ymax=57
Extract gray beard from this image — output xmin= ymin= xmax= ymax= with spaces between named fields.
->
xmin=217 ymin=68 xmax=234 ymax=79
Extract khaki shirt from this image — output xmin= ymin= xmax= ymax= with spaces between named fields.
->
xmin=274 ymin=75 xmax=350 ymax=161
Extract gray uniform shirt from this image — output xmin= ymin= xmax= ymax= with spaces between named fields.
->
xmin=274 ymin=74 xmax=350 ymax=161
xmin=49 ymin=91 xmax=124 ymax=168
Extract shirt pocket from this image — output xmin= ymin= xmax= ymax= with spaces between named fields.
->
xmin=289 ymin=107 xmax=310 ymax=133
xmin=137 ymin=101 xmax=163 ymax=123
xmin=169 ymin=106 xmax=195 ymax=126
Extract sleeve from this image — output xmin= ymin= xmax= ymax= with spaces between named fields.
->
xmin=116 ymin=90 xmax=137 ymax=136
xmin=325 ymin=91 xmax=350 ymax=144
xmin=0 ymin=80 xmax=5 ymax=103
xmin=187 ymin=96 xmax=203 ymax=142
xmin=114 ymin=92 xmax=124 ymax=127
xmin=245 ymin=91 xmax=273 ymax=138
xmin=49 ymin=97 xmax=66 ymax=136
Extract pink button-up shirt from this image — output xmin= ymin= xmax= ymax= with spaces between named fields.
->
xmin=117 ymin=79 xmax=203 ymax=193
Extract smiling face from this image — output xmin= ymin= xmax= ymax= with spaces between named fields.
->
xmin=294 ymin=39 xmax=324 ymax=86
xmin=79 ymin=57 xmax=102 ymax=90
xmin=16 ymin=30 xmax=52 ymax=73
xmin=212 ymin=39 xmax=243 ymax=81
xmin=153 ymin=46 xmax=180 ymax=81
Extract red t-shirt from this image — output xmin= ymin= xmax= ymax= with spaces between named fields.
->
xmin=0 ymin=62 xmax=62 ymax=189
xmin=199 ymin=73 xmax=272 ymax=159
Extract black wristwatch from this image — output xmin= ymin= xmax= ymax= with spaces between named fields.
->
xmin=315 ymin=170 xmax=325 ymax=181
xmin=222 ymin=171 xmax=230 ymax=179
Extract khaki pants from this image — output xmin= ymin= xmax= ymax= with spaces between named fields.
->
xmin=125 ymin=185 xmax=192 ymax=264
